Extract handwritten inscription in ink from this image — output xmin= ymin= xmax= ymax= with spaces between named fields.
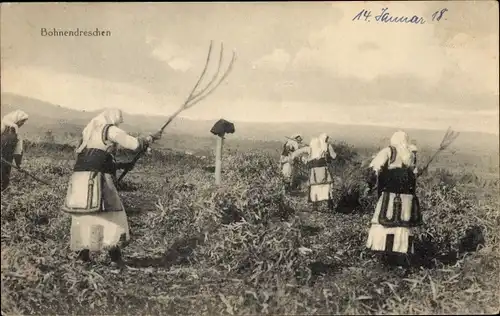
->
xmin=352 ymin=8 xmax=448 ymax=25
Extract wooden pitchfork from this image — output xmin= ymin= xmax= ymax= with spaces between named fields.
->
xmin=419 ymin=126 xmax=460 ymax=176
xmin=117 ymin=41 xmax=236 ymax=183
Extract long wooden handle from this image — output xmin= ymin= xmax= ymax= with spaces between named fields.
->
xmin=419 ymin=148 xmax=442 ymax=177
xmin=1 ymin=157 xmax=52 ymax=186
xmin=116 ymin=150 xmax=146 ymax=183
xmin=116 ymin=110 xmax=181 ymax=184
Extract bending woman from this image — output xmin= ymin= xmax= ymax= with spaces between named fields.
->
xmin=62 ymin=108 xmax=160 ymax=265
xmin=307 ymin=133 xmax=337 ymax=211
xmin=1 ymin=110 xmax=29 ymax=191
xmin=280 ymin=134 xmax=303 ymax=192
xmin=365 ymin=130 xmax=422 ymax=267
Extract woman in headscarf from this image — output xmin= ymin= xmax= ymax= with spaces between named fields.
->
xmin=365 ymin=130 xmax=422 ymax=267
xmin=280 ymin=134 xmax=303 ymax=192
xmin=307 ymin=133 xmax=337 ymax=211
xmin=62 ymin=108 xmax=161 ymax=265
xmin=1 ymin=110 xmax=29 ymax=191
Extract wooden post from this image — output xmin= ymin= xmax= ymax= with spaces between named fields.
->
xmin=210 ymin=118 xmax=234 ymax=185
xmin=215 ymin=136 xmax=224 ymax=185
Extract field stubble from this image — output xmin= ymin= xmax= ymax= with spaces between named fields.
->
xmin=1 ymin=140 xmax=499 ymax=315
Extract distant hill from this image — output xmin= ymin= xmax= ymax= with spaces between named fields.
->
xmin=1 ymin=92 xmax=498 ymax=156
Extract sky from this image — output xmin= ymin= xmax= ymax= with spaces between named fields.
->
xmin=1 ymin=1 xmax=499 ymax=134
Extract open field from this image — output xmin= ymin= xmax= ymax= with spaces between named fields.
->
xmin=2 ymin=1 xmax=498 ymax=314
xmin=1 ymin=133 xmax=499 ymax=315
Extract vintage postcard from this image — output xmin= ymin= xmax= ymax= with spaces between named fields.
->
xmin=1 ymin=2 xmax=498 ymax=315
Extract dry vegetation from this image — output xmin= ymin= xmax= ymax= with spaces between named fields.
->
xmin=1 ymin=137 xmax=499 ymax=315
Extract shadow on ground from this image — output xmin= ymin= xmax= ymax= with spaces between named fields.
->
xmin=298 ymin=260 xmax=346 ymax=285
xmin=125 ymin=235 xmax=204 ymax=268
xmin=300 ymin=224 xmax=323 ymax=237
xmin=116 ymin=181 xmax=139 ymax=192
xmin=413 ymin=225 xmax=485 ymax=269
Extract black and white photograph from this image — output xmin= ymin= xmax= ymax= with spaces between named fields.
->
xmin=1 ymin=1 xmax=499 ymax=315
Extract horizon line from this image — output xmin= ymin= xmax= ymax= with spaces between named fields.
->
xmin=1 ymin=93 xmax=498 ymax=136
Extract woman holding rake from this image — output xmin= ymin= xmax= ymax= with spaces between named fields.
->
xmin=62 ymin=108 xmax=161 ymax=266
xmin=306 ymin=133 xmax=337 ymax=211
xmin=1 ymin=110 xmax=29 ymax=192
xmin=364 ymin=130 xmax=422 ymax=267
xmin=60 ymin=41 xmax=235 ymax=266
xmin=280 ymin=134 xmax=304 ymax=192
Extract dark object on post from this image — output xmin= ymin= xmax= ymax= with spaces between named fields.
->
xmin=210 ymin=119 xmax=235 ymax=138
xmin=210 ymin=119 xmax=235 ymax=185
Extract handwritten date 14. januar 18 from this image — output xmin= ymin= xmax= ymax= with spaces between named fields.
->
xmin=352 ymin=8 xmax=448 ymax=24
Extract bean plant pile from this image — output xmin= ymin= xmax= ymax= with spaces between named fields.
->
xmin=1 ymin=139 xmax=499 ymax=315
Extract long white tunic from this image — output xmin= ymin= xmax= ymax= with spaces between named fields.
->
xmin=280 ymin=140 xmax=300 ymax=181
xmin=307 ymin=144 xmax=336 ymax=202
xmin=366 ymin=147 xmax=420 ymax=254
xmin=65 ymin=125 xmax=142 ymax=252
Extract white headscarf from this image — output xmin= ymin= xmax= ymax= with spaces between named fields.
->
xmin=1 ymin=110 xmax=29 ymax=134
xmin=284 ymin=134 xmax=302 ymax=153
xmin=390 ymin=130 xmax=412 ymax=166
xmin=291 ymin=133 xmax=303 ymax=142
xmin=308 ymin=137 xmax=320 ymax=160
xmin=75 ymin=108 xmax=124 ymax=153
xmin=309 ymin=133 xmax=330 ymax=160
xmin=318 ymin=133 xmax=329 ymax=153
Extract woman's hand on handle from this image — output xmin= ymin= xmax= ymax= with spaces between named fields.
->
xmin=150 ymin=131 xmax=162 ymax=141
xmin=137 ymin=136 xmax=153 ymax=151
xmin=141 ymin=131 xmax=161 ymax=147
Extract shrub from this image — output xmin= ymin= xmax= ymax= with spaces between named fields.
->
xmin=331 ymin=141 xmax=359 ymax=169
